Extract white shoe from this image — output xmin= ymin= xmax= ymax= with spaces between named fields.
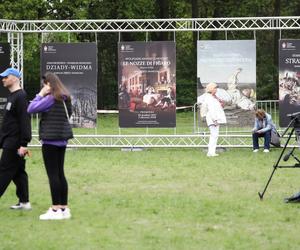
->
xmin=39 ymin=208 xmax=63 ymax=220
xmin=263 ymin=149 xmax=270 ymax=153
xmin=10 ymin=202 xmax=32 ymax=210
xmin=62 ymin=208 xmax=71 ymax=219
xmin=207 ymin=153 xmax=219 ymax=157
xmin=253 ymin=149 xmax=259 ymax=153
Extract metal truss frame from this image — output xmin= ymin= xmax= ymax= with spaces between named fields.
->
xmin=0 ymin=16 xmax=299 ymax=147
xmin=28 ymin=134 xmax=294 ymax=148
xmin=0 ymin=16 xmax=300 ymax=33
xmin=28 ymin=134 xmax=243 ymax=148
xmin=7 ymin=32 xmax=23 ymax=87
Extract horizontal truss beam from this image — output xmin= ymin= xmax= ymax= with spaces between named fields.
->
xmin=29 ymin=134 xmax=295 ymax=148
xmin=0 ymin=17 xmax=299 ymax=33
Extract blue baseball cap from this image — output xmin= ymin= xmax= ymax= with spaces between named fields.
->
xmin=0 ymin=68 xmax=21 ymax=78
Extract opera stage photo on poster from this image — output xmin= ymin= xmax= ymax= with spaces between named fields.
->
xmin=118 ymin=41 xmax=176 ymax=128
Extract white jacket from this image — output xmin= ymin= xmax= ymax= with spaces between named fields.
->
xmin=204 ymin=94 xmax=227 ymax=126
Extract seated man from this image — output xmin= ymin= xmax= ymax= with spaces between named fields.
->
xmin=252 ymin=109 xmax=276 ymax=153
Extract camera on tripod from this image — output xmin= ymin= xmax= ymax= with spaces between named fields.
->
xmin=287 ymin=111 xmax=300 ymax=145
xmin=287 ymin=111 xmax=300 ymax=127
xmin=258 ymin=110 xmax=300 ymax=200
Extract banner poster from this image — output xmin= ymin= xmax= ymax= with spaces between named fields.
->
xmin=41 ymin=43 xmax=97 ymax=128
xmin=118 ymin=41 xmax=176 ymax=128
xmin=0 ymin=43 xmax=10 ymax=129
xmin=197 ymin=40 xmax=256 ymax=127
xmin=279 ymin=40 xmax=300 ymax=127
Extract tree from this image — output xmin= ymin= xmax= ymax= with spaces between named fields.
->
xmin=0 ymin=0 xmax=299 ymax=106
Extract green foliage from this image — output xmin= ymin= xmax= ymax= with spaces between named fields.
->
xmin=0 ymin=0 xmax=299 ymax=107
xmin=0 ymin=0 xmax=47 ymax=19
xmin=23 ymin=34 xmax=41 ymax=98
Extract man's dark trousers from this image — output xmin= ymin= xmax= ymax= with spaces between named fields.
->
xmin=0 ymin=148 xmax=29 ymax=202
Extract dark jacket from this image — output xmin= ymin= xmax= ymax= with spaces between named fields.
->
xmin=0 ymin=89 xmax=31 ymax=149
xmin=39 ymin=99 xmax=73 ymax=140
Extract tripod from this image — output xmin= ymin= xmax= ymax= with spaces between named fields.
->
xmin=258 ymin=114 xmax=300 ymax=200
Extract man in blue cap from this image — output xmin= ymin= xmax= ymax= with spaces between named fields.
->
xmin=0 ymin=68 xmax=32 ymax=210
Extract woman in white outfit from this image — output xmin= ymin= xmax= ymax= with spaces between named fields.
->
xmin=204 ymin=83 xmax=227 ymax=157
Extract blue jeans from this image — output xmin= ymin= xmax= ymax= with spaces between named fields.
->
xmin=252 ymin=130 xmax=271 ymax=150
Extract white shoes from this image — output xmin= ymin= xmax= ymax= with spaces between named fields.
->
xmin=253 ymin=149 xmax=270 ymax=153
xmin=40 ymin=208 xmax=63 ymax=220
xmin=39 ymin=207 xmax=71 ymax=220
xmin=10 ymin=202 xmax=32 ymax=210
xmin=207 ymin=153 xmax=219 ymax=157
xmin=61 ymin=207 xmax=72 ymax=219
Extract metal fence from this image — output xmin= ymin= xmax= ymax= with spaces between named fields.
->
xmin=193 ymin=100 xmax=280 ymax=134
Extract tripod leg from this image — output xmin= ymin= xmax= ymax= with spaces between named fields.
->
xmin=258 ymin=166 xmax=277 ymax=200
xmin=258 ymin=128 xmax=295 ymax=200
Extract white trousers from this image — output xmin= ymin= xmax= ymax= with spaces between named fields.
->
xmin=208 ymin=125 xmax=219 ymax=155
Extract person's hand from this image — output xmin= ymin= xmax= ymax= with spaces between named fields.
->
xmin=18 ymin=147 xmax=29 ymax=157
xmin=252 ymin=128 xmax=257 ymax=133
xmin=256 ymin=130 xmax=263 ymax=134
xmin=214 ymin=120 xmax=218 ymax=126
xmin=38 ymin=84 xmax=51 ymax=97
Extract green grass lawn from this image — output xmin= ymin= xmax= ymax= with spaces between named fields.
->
xmin=1 ymin=148 xmax=300 ymax=249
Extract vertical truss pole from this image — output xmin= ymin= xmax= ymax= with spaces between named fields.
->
xmin=8 ymin=32 xmax=24 ymax=87
xmin=279 ymin=29 xmax=282 ymax=39
xmin=94 ymin=32 xmax=98 ymax=136
xmin=95 ymin=32 xmax=97 ymax=43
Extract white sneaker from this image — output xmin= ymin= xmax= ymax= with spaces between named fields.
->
xmin=10 ymin=202 xmax=32 ymax=210
xmin=207 ymin=153 xmax=219 ymax=157
xmin=62 ymin=208 xmax=71 ymax=219
xmin=39 ymin=208 xmax=63 ymax=220
xmin=263 ymin=149 xmax=270 ymax=153
xmin=253 ymin=149 xmax=259 ymax=153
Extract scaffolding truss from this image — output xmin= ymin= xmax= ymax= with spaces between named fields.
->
xmin=0 ymin=16 xmax=299 ymax=147
xmin=0 ymin=16 xmax=300 ymax=33
xmin=28 ymin=134 xmax=293 ymax=148
xmin=7 ymin=32 xmax=23 ymax=87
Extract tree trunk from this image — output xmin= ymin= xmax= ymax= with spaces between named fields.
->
xmin=273 ymin=0 xmax=280 ymax=96
xmin=156 ymin=0 xmax=169 ymax=40
xmin=273 ymin=0 xmax=280 ymax=67
xmin=210 ymin=1 xmax=220 ymax=40
xmin=191 ymin=0 xmax=199 ymax=47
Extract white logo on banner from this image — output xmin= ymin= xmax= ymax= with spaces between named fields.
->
xmin=120 ymin=44 xmax=134 ymax=52
xmin=282 ymin=42 xmax=286 ymax=49
xmin=44 ymin=45 xmax=56 ymax=53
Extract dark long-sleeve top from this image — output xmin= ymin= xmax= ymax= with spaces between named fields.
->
xmin=0 ymin=89 xmax=31 ymax=149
